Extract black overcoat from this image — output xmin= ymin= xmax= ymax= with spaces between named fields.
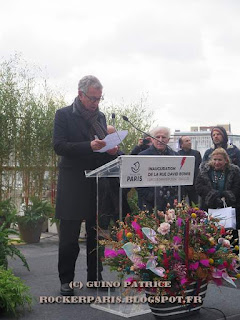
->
xmin=137 ymin=145 xmax=178 ymax=211
xmin=53 ymin=103 xmax=114 ymax=220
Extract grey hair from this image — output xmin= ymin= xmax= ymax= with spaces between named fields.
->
xmin=150 ymin=126 xmax=171 ymax=139
xmin=78 ymin=75 xmax=103 ymax=93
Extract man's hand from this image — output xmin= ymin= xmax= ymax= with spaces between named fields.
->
xmin=90 ymin=139 xmax=106 ymax=151
xmin=106 ymin=146 xmax=118 ymax=155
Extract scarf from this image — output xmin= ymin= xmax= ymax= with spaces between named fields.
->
xmin=211 ymin=169 xmax=226 ymax=194
xmin=73 ymin=96 xmax=107 ymax=140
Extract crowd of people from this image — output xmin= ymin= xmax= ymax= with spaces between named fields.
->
xmin=53 ymin=75 xmax=240 ymax=296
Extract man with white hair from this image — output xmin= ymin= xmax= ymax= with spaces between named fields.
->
xmin=137 ymin=127 xmax=178 ymax=211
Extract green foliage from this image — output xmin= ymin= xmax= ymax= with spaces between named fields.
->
xmin=101 ymin=97 xmax=154 ymax=154
xmin=0 ymin=267 xmax=32 ymax=316
xmin=127 ymin=189 xmax=139 ymax=212
xmin=0 ymin=199 xmax=29 ymax=270
xmin=16 ymin=197 xmax=54 ymax=227
xmin=0 ymin=198 xmax=17 ymax=227
xmin=0 ymin=57 xmax=20 ymax=165
xmin=0 ymin=54 xmax=64 ymax=201
xmin=0 ymin=222 xmax=30 ymax=271
xmin=49 ymin=215 xmax=60 ymax=226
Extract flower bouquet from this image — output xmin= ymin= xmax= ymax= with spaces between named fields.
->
xmin=100 ymin=202 xmax=240 ymax=317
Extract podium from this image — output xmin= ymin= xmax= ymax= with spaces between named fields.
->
xmin=85 ymin=155 xmax=195 ymax=317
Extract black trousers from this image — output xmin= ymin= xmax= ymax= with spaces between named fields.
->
xmin=58 ymin=218 xmax=103 ymax=284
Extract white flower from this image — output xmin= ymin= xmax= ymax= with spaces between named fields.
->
xmin=218 ymin=238 xmax=231 ymax=248
xmin=165 ymin=209 xmax=176 ymax=223
xmin=157 ymin=222 xmax=171 ymax=235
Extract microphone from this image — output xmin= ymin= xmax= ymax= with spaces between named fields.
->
xmin=112 ymin=113 xmax=116 ymax=127
xmin=108 ymin=113 xmax=125 ymax=154
xmin=122 ymin=115 xmax=173 ymax=151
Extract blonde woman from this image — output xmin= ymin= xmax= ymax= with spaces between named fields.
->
xmin=196 ymin=148 xmax=240 ymax=229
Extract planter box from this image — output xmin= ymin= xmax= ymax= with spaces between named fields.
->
xmin=18 ymin=220 xmax=44 ymax=244
xmin=145 ymin=280 xmax=208 ymax=319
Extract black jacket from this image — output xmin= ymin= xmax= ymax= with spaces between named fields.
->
xmin=196 ymin=162 xmax=240 ymax=215
xmin=203 ymin=144 xmax=240 ymax=168
xmin=137 ymin=145 xmax=178 ymax=211
xmin=53 ymin=103 xmax=114 ymax=220
xmin=130 ymin=144 xmax=150 ymax=155
xmin=139 ymin=144 xmax=177 ymax=156
xmin=178 ymin=148 xmax=202 ymax=181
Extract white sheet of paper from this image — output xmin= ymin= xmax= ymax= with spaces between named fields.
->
xmin=94 ymin=130 xmax=128 ymax=153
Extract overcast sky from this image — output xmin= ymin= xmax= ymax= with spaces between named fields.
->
xmin=1 ymin=0 xmax=240 ymax=134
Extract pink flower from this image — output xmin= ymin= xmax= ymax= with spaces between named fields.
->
xmin=132 ymin=221 xmax=141 ymax=231
xmin=157 ymin=222 xmax=171 ymax=235
xmin=104 ymin=249 xmax=118 ymax=258
xmin=172 ymin=262 xmax=187 ymax=280
xmin=189 ymin=262 xmax=199 ymax=270
xmin=177 ymin=217 xmax=182 ymax=227
xmin=180 ymin=278 xmax=188 ymax=285
xmin=174 ymin=199 xmax=178 ymax=206
xmin=173 ymin=251 xmax=181 ymax=260
xmin=137 ymin=262 xmax=146 ymax=269
xmin=104 ymin=248 xmax=126 ymax=258
xmin=173 ymin=236 xmax=181 ymax=244
xmin=206 ymin=248 xmax=216 ymax=254
xmin=116 ymin=249 xmax=126 ymax=255
xmin=165 ymin=209 xmax=176 ymax=223
xmin=132 ymin=221 xmax=144 ymax=239
xmin=125 ymin=277 xmax=134 ymax=283
xmin=200 ymin=259 xmax=210 ymax=267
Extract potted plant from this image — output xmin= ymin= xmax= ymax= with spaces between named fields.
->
xmin=0 ymin=267 xmax=32 ymax=316
xmin=101 ymin=202 xmax=240 ymax=319
xmin=16 ymin=197 xmax=53 ymax=244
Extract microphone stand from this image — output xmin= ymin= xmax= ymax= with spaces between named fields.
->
xmin=110 ymin=113 xmax=123 ymax=221
xmin=122 ymin=115 xmax=172 ymax=151
xmin=122 ymin=115 xmax=181 ymax=213
xmin=112 ymin=113 xmax=116 ymax=127
xmin=110 ymin=114 xmax=126 ymax=153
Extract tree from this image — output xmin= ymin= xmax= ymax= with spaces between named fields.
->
xmin=0 ymin=54 xmax=64 ymax=204
xmin=0 ymin=56 xmax=20 ymax=200
xmin=101 ymin=97 xmax=154 ymax=154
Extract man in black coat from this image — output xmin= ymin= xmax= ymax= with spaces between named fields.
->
xmin=53 ymin=75 xmax=118 ymax=296
xmin=178 ymin=136 xmax=202 ymax=205
xmin=137 ymin=127 xmax=178 ymax=212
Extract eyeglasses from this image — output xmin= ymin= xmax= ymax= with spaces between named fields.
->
xmin=82 ymin=92 xmax=104 ymax=103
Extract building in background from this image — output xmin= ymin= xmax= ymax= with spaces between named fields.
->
xmin=170 ymin=124 xmax=240 ymax=156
